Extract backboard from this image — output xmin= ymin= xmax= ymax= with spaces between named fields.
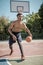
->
xmin=10 ymin=0 xmax=30 ymax=13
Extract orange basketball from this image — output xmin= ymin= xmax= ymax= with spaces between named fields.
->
xmin=26 ymin=36 xmax=32 ymax=42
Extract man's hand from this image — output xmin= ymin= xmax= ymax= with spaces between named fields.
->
xmin=12 ymin=35 xmax=17 ymax=41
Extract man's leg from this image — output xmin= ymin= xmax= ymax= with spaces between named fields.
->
xmin=17 ymin=33 xmax=25 ymax=60
xmin=9 ymin=36 xmax=16 ymax=55
xmin=9 ymin=44 xmax=13 ymax=55
xmin=17 ymin=40 xmax=25 ymax=60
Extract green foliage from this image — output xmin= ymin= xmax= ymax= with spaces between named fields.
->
xmin=38 ymin=3 xmax=43 ymax=38
xmin=38 ymin=3 xmax=43 ymax=35
xmin=38 ymin=3 xmax=43 ymax=19
xmin=0 ymin=16 xmax=9 ymax=40
xmin=32 ymin=19 xmax=42 ymax=39
xmin=22 ymin=5 xmax=43 ymax=39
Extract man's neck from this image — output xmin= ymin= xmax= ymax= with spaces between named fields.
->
xmin=17 ymin=19 xmax=21 ymax=22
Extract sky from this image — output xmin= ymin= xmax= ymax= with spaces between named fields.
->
xmin=0 ymin=0 xmax=43 ymax=21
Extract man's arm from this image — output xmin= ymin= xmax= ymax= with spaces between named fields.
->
xmin=25 ymin=27 xmax=32 ymax=37
xmin=8 ymin=22 xmax=17 ymax=40
xmin=8 ymin=22 xmax=14 ymax=36
xmin=23 ymin=23 xmax=32 ymax=37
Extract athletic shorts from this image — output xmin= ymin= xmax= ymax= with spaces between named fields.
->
xmin=9 ymin=32 xmax=22 ymax=46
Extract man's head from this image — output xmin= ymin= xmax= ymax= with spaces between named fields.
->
xmin=17 ymin=13 xmax=23 ymax=21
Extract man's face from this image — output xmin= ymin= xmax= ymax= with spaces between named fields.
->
xmin=17 ymin=15 xmax=23 ymax=20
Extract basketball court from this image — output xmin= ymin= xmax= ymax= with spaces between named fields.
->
xmin=0 ymin=40 xmax=43 ymax=65
xmin=0 ymin=0 xmax=43 ymax=65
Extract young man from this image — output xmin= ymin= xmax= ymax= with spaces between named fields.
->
xmin=8 ymin=13 xmax=32 ymax=60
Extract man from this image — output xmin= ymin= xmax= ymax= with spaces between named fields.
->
xmin=8 ymin=13 xmax=32 ymax=60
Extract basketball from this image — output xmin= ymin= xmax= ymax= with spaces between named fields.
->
xmin=26 ymin=36 xmax=32 ymax=42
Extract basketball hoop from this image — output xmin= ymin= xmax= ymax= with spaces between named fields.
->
xmin=17 ymin=6 xmax=23 ymax=14
xmin=10 ymin=1 xmax=29 ymax=13
xmin=18 ymin=10 xmax=23 ymax=14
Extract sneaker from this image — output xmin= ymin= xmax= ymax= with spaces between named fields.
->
xmin=21 ymin=56 xmax=25 ymax=60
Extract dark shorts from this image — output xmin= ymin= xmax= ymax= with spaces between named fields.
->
xmin=9 ymin=32 xmax=22 ymax=46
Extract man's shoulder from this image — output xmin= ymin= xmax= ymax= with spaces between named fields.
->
xmin=22 ymin=22 xmax=26 ymax=26
xmin=12 ymin=20 xmax=17 ymax=22
xmin=11 ymin=20 xmax=17 ymax=24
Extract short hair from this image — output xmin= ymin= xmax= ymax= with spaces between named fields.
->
xmin=17 ymin=13 xmax=22 ymax=17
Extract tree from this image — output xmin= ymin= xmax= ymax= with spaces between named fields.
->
xmin=38 ymin=3 xmax=43 ymax=30
xmin=0 ymin=16 xmax=9 ymax=40
xmin=38 ymin=3 xmax=43 ymax=19
xmin=23 ymin=12 xmax=42 ymax=39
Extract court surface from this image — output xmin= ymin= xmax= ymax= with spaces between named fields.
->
xmin=0 ymin=40 xmax=43 ymax=65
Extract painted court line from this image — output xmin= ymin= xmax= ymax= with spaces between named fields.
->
xmin=26 ymin=55 xmax=43 ymax=58
xmin=3 ymin=55 xmax=43 ymax=60
xmin=0 ymin=59 xmax=12 ymax=65
xmin=0 ymin=55 xmax=43 ymax=65
xmin=7 ymin=60 xmax=12 ymax=65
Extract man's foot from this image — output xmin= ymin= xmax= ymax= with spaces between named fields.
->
xmin=21 ymin=56 xmax=25 ymax=60
xmin=9 ymin=50 xmax=13 ymax=55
